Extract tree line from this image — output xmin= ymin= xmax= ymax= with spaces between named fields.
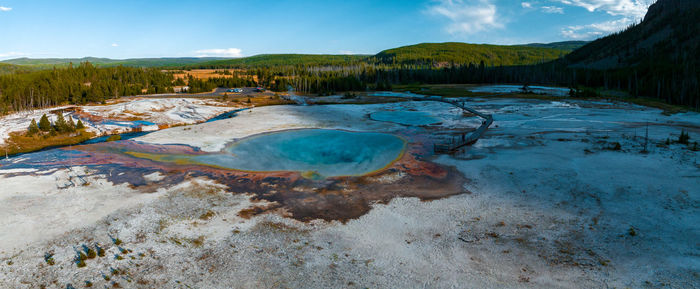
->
xmin=2 ymin=43 xmax=697 ymax=114
xmin=27 ymin=113 xmax=85 ymax=136
xmin=0 ymin=62 xmax=174 ymax=115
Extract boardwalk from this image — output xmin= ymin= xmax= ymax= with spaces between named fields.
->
xmin=405 ymin=96 xmax=494 ymax=153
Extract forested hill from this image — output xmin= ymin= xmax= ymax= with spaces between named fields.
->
xmin=565 ymin=0 xmax=698 ymax=70
xmin=0 ymin=57 xmax=227 ymax=68
xmin=0 ymin=63 xmax=174 ymax=114
xmin=374 ymin=42 xmax=568 ymax=66
xmin=523 ymin=41 xmax=588 ymax=52
xmin=561 ymin=0 xmax=699 ymax=106
xmin=3 ymin=41 xmax=578 ymax=70
xmin=196 ymin=54 xmax=369 ymax=68
xmin=199 ymin=43 xmax=573 ymax=68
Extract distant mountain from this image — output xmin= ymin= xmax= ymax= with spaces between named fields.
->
xmin=0 ymin=57 xmax=227 ymax=68
xmin=523 ymin=41 xmax=588 ymax=52
xmin=200 ymin=43 xmax=573 ymax=68
xmin=374 ymin=42 xmax=569 ymax=66
xmin=1 ymin=41 xmax=579 ymax=71
xmin=197 ymin=54 xmax=369 ymax=68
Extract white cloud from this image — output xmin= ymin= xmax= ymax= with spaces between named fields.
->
xmin=111 ymin=43 xmax=119 ymax=47
xmin=554 ymin=0 xmax=652 ymax=19
xmin=427 ymin=0 xmax=504 ymax=35
xmin=0 ymin=52 xmax=27 ymax=60
xmin=561 ymin=17 xmax=635 ymax=39
xmin=555 ymin=1 xmax=652 ymax=40
xmin=339 ymin=50 xmax=355 ymax=55
xmin=541 ymin=6 xmax=564 ymax=14
xmin=0 ymin=6 xmax=11 ymax=12
xmin=194 ymin=48 xmax=243 ymax=58
xmin=521 ymin=2 xmax=533 ymax=8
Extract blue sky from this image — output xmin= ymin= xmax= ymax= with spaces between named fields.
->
xmin=0 ymin=0 xmax=654 ymax=60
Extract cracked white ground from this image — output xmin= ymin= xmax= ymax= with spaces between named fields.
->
xmin=0 ymin=97 xmax=698 ymax=288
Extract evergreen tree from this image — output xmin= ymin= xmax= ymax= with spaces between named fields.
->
xmin=39 ymin=114 xmax=52 ymax=132
xmin=55 ymin=113 xmax=68 ymax=133
xmin=76 ymin=119 xmax=85 ymax=129
xmin=27 ymin=119 xmax=39 ymax=135
xmin=68 ymin=116 xmax=77 ymax=132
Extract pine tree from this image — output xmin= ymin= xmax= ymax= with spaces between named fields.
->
xmin=68 ymin=116 xmax=77 ymax=132
xmin=55 ymin=113 xmax=68 ymax=133
xmin=76 ymin=119 xmax=85 ymax=129
xmin=39 ymin=114 xmax=51 ymax=131
xmin=27 ymin=119 xmax=39 ymax=135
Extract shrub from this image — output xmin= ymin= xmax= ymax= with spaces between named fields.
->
xmin=75 ymin=251 xmax=87 ymax=268
xmin=608 ymin=142 xmax=621 ymax=151
xmin=678 ymin=130 xmax=690 ymax=144
xmin=44 ymin=252 xmax=55 ymax=266
xmin=106 ymin=135 xmax=121 ymax=142
xmin=342 ymin=92 xmax=357 ymax=99
xmin=95 ymin=243 xmax=105 ymax=257
xmin=111 ymin=236 xmax=122 ymax=245
xmin=83 ymin=244 xmax=96 ymax=259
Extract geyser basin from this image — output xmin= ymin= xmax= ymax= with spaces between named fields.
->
xmin=131 ymin=129 xmax=407 ymax=178
xmin=370 ymin=110 xmax=441 ymax=126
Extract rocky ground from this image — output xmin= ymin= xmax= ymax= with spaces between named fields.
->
xmin=0 ymin=97 xmax=698 ymax=288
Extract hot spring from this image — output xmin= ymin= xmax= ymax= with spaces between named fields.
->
xmin=129 ymin=129 xmax=407 ymax=178
xmin=370 ymin=110 xmax=441 ymax=126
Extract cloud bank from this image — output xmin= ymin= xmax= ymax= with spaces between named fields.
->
xmin=428 ymin=0 xmax=503 ymax=35
xmin=561 ymin=17 xmax=635 ymax=39
xmin=194 ymin=48 xmax=243 ymax=58
xmin=0 ymin=52 xmax=27 ymax=60
xmin=554 ymin=0 xmax=652 ymax=18
xmin=556 ymin=0 xmax=653 ymax=39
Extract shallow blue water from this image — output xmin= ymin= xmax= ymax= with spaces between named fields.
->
xmin=193 ymin=129 xmax=406 ymax=177
xmin=469 ymin=85 xmax=570 ymax=96
xmin=79 ymin=131 xmax=152 ymax=144
xmin=99 ymin=120 xmax=156 ymax=127
xmin=206 ymin=108 xmax=249 ymax=123
xmin=370 ymin=110 xmax=441 ymax=126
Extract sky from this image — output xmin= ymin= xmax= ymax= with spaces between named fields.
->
xmin=0 ymin=0 xmax=655 ymax=60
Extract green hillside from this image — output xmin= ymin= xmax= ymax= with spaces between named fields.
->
xmin=197 ymin=54 xmax=369 ymax=68
xmin=523 ymin=41 xmax=588 ymax=52
xmin=562 ymin=0 xmax=699 ymax=107
xmin=1 ymin=41 xmax=577 ymax=71
xmin=565 ymin=0 xmax=699 ymax=70
xmin=374 ymin=42 xmax=568 ymax=66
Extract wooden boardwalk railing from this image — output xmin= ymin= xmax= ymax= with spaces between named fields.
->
xmin=405 ymin=96 xmax=494 ymax=154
